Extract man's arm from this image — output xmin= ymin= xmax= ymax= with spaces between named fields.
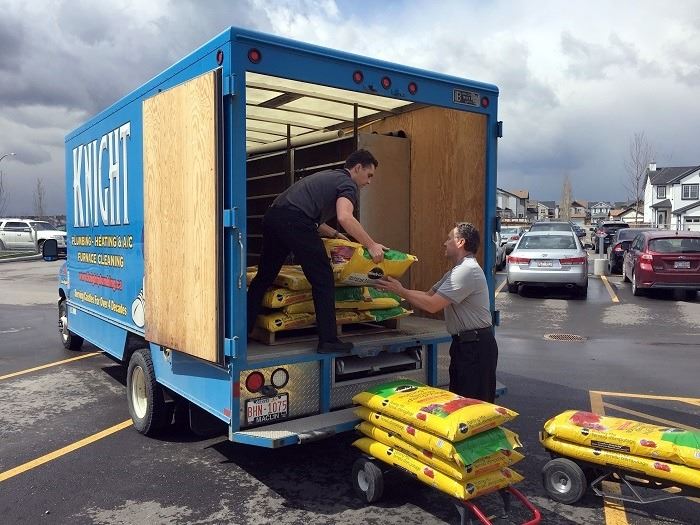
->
xmin=336 ymin=197 xmax=386 ymax=262
xmin=373 ymin=276 xmax=450 ymax=314
xmin=317 ymin=223 xmax=349 ymax=240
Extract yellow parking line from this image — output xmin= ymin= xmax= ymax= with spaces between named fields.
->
xmin=494 ymin=279 xmax=506 ymax=297
xmin=591 ymin=391 xmax=700 ymax=404
xmin=0 ymin=419 xmax=132 ymax=483
xmin=590 ymin=391 xmax=629 ymax=525
xmin=0 ymin=352 xmax=101 ymax=381
xmin=600 ymin=276 xmax=619 ymax=303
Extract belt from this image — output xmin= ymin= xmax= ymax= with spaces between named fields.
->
xmin=451 ymin=326 xmax=492 ymax=343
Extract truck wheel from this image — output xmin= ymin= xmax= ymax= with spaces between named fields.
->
xmin=542 ymin=458 xmax=587 ymax=504
xmin=127 ymin=348 xmax=168 ymax=436
xmin=58 ymin=299 xmax=83 ymax=350
xmin=352 ymin=456 xmax=384 ymax=504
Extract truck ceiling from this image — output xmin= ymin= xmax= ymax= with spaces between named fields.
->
xmin=245 ymin=72 xmax=419 ymax=153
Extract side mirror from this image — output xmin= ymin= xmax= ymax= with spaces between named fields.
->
xmin=42 ymin=239 xmax=59 ymax=261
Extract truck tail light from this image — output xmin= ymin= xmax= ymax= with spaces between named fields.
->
xmin=507 ymin=256 xmax=530 ymax=264
xmin=380 ymin=76 xmax=391 ymax=89
xmin=352 ymin=70 xmax=364 ymax=84
xmin=408 ymin=82 xmax=418 ymax=95
xmin=245 ymin=371 xmax=265 ymax=393
xmin=270 ymin=368 xmax=289 ymax=388
xmin=247 ymin=48 xmax=262 ymax=64
xmin=560 ymin=257 xmax=586 ymax=265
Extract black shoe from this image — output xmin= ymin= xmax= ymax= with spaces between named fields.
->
xmin=317 ymin=340 xmax=354 ymax=354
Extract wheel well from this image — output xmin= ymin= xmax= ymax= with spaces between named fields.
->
xmin=123 ymin=332 xmax=148 ymax=365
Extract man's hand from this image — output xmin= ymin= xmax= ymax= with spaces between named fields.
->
xmin=368 ymin=242 xmax=388 ymax=263
xmin=373 ymin=275 xmax=404 ymax=295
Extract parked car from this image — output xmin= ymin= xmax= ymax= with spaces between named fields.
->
xmin=506 ymin=230 xmax=588 ymax=297
xmin=622 ymin=231 xmax=700 ymax=298
xmin=592 ymin=221 xmax=629 ymax=253
xmin=0 ymin=218 xmax=67 ymax=254
xmin=500 ymin=226 xmax=527 ymax=254
xmin=529 ymin=221 xmax=575 ymax=233
xmin=494 ymin=231 xmax=506 ymax=271
xmin=607 ymin=228 xmax=655 ymax=274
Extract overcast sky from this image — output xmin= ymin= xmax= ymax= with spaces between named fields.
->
xmin=1 ymin=0 xmax=699 ymax=216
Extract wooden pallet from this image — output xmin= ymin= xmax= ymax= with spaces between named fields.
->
xmin=251 ymin=318 xmax=401 ymax=346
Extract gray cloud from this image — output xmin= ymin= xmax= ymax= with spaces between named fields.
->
xmin=561 ymin=32 xmax=639 ymax=79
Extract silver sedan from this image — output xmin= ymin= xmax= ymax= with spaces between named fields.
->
xmin=506 ymin=231 xmax=589 ymax=297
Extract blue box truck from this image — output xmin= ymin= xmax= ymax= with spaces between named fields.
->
xmin=58 ymin=26 xmax=502 ymax=447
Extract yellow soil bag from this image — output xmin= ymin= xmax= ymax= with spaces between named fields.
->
xmin=541 ymin=436 xmax=700 ymax=489
xmin=355 ymin=406 xmax=521 ymax=466
xmin=353 ymin=437 xmax=522 ymax=500
xmin=247 ymin=265 xmax=341 ymax=291
xmin=255 ymin=312 xmax=315 ymax=332
xmin=543 ymin=411 xmax=700 ymax=469
xmin=324 ymin=238 xmax=417 ymax=286
xmin=356 ymin=421 xmax=524 ymax=481
xmin=283 ymin=286 xmax=401 ymax=313
xmin=353 ymin=379 xmax=518 ymax=442
xmin=262 ymin=288 xmax=313 ymax=308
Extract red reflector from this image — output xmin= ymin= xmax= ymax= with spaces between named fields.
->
xmin=381 ymin=76 xmax=391 ymax=89
xmin=216 ymin=50 xmax=224 ymax=65
xmin=480 ymin=96 xmax=490 ymax=108
xmin=408 ymin=82 xmax=418 ymax=95
xmin=507 ymin=256 xmax=530 ymax=264
xmin=248 ymin=48 xmax=261 ymax=64
xmin=245 ymin=371 xmax=264 ymax=393
xmin=560 ymin=257 xmax=586 ymax=265
xmin=353 ymin=70 xmax=364 ymax=84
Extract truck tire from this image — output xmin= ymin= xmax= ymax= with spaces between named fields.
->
xmin=127 ymin=348 xmax=168 ymax=436
xmin=58 ymin=299 xmax=84 ymax=350
xmin=542 ymin=458 xmax=587 ymax=504
xmin=352 ymin=456 xmax=384 ymax=503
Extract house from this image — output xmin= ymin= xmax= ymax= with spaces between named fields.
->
xmin=539 ymin=200 xmax=556 ymax=219
xmin=589 ymin=201 xmax=612 ymax=222
xmin=496 ymin=188 xmax=529 ymax=220
xmin=613 ymin=205 xmax=645 ymax=225
xmin=643 ymin=163 xmax=700 ymax=230
xmin=555 ymin=199 xmax=587 ymax=220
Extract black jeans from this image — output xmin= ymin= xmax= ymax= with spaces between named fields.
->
xmin=448 ymin=328 xmax=498 ymax=402
xmin=247 ymin=206 xmax=338 ymax=343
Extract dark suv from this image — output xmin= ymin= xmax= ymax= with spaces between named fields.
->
xmin=593 ymin=221 xmax=629 ymax=253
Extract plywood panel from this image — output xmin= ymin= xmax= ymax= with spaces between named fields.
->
xmin=143 ymin=70 xmax=221 ymax=363
xmin=357 ymin=133 xmax=411 ymax=255
xmin=364 ymin=107 xmax=487 ymax=304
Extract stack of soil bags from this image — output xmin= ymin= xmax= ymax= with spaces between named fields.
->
xmin=247 ymin=239 xmax=417 ymax=334
xmin=352 ymin=379 xmax=525 ymax=501
xmin=541 ymin=410 xmax=700 ymax=489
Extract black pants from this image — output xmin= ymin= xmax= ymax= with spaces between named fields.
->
xmin=247 ymin=206 xmax=338 ymax=343
xmin=448 ymin=328 xmax=498 ymax=403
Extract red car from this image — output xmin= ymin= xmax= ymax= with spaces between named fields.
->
xmin=622 ymin=231 xmax=700 ymax=298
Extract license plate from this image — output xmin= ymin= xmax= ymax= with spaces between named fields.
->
xmin=453 ymin=89 xmax=480 ymax=106
xmin=246 ymin=393 xmax=289 ymax=424
xmin=536 ymin=260 xmax=553 ymax=267
xmin=674 ymin=261 xmax=691 ymax=269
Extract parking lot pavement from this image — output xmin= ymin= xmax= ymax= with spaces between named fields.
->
xmin=1 ymin=260 xmax=699 ymax=525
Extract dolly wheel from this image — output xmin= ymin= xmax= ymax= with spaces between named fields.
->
xmin=352 ymin=457 xmax=384 ymax=503
xmin=542 ymin=458 xmax=587 ymax=504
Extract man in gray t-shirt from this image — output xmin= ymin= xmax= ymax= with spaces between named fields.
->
xmin=374 ymin=222 xmax=498 ymax=402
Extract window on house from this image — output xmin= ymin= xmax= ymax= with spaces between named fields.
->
xmin=682 ymin=184 xmax=699 ymax=200
xmin=656 ymin=186 xmax=666 ymax=199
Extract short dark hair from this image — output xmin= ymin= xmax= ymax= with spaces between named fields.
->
xmin=455 ymin=222 xmax=480 ymax=253
xmin=345 ymin=149 xmax=378 ymax=169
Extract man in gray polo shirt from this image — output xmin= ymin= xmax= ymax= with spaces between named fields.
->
xmin=247 ymin=149 xmax=387 ymax=354
xmin=374 ymin=222 xmax=498 ymax=401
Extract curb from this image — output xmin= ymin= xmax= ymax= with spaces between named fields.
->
xmin=0 ymin=253 xmax=43 ymax=264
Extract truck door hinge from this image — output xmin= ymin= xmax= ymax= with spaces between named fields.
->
xmin=496 ymin=121 xmax=503 ymax=138
xmin=223 ymin=74 xmax=236 ymax=97
xmin=224 ymin=208 xmax=238 ymax=229
xmin=224 ymin=337 xmax=238 ymax=358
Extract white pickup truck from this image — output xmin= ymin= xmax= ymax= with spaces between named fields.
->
xmin=0 ymin=218 xmax=67 ymax=253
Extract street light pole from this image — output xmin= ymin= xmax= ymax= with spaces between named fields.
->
xmin=0 ymin=152 xmax=16 ymax=165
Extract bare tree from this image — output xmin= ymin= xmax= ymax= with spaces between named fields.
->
xmin=0 ymin=171 xmax=8 ymax=216
xmin=33 ymin=177 xmax=46 ymax=217
xmin=560 ymin=176 xmax=572 ymax=221
xmin=624 ymin=131 xmax=654 ymax=223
